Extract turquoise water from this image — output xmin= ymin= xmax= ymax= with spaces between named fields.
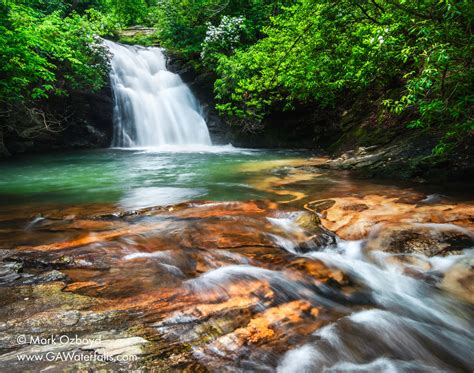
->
xmin=2 ymin=147 xmax=472 ymax=213
xmin=0 ymin=147 xmax=308 ymax=209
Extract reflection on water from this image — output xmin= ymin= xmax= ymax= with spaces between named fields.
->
xmin=1 ymin=148 xmax=472 ymax=212
xmin=0 ymin=148 xmax=305 ymax=209
xmin=0 ymin=149 xmax=473 ymax=371
xmin=119 ymin=186 xmax=205 ymax=209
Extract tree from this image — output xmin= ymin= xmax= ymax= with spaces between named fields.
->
xmin=209 ymin=0 xmax=473 ymax=151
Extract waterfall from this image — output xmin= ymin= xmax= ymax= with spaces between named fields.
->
xmin=105 ymin=40 xmax=212 ymax=148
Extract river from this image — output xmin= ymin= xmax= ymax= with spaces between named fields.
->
xmin=0 ymin=147 xmax=472 ymax=371
xmin=0 ymin=40 xmax=472 ymax=372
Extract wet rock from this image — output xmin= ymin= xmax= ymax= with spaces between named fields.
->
xmin=0 ymin=342 xmax=75 ymax=364
xmin=262 ymin=210 xmax=334 ymax=255
xmin=0 ymin=262 xmax=22 ymax=284
xmin=383 ymin=255 xmax=432 ymax=272
xmin=0 ymin=282 xmax=97 ymax=322
xmin=342 ymin=203 xmax=369 ymax=212
xmin=82 ymin=336 xmax=148 ymax=358
xmin=0 ymin=332 xmax=149 ymax=372
xmin=318 ymin=195 xmax=474 ymax=240
xmin=365 ymin=223 xmax=473 ymax=257
xmin=402 ymin=267 xmax=442 ymax=285
xmin=240 ymin=160 xmax=318 ymax=203
xmin=119 ymin=26 xmax=156 ymax=38
xmin=295 ymin=211 xmax=321 ymax=231
xmin=193 ymin=300 xmax=320 ymax=357
xmin=295 ymin=230 xmax=337 ymax=254
xmin=292 ymin=211 xmax=337 ymax=252
xmin=288 ymin=258 xmax=349 ymax=287
xmin=6 ymin=252 xmax=77 ymax=270
xmin=22 ymin=270 xmax=68 ymax=285
xmin=441 ymin=257 xmax=474 ymax=304
xmin=0 ymin=199 xmax=419 ymax=369
xmin=306 ymin=146 xmax=396 ymax=172
xmin=304 ymin=200 xmax=336 ymax=214
xmin=1 ymin=81 xmax=113 ymax=158
xmin=0 ymin=258 xmax=68 ymax=286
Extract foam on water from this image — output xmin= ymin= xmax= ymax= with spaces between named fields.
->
xmin=105 ymin=40 xmax=212 ymax=147
xmin=264 ymin=213 xmax=474 ymax=371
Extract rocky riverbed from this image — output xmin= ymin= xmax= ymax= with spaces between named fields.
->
xmin=0 ymin=159 xmax=472 ymax=371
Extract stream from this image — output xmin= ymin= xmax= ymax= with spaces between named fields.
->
xmin=0 ymin=148 xmax=472 ymax=372
xmin=0 ymin=40 xmax=472 ymax=372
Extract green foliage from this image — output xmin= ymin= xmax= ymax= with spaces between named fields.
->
xmin=0 ymin=0 xmax=157 ymax=110
xmin=379 ymin=0 xmax=474 ymax=152
xmin=153 ymin=0 xmax=292 ymax=57
xmin=0 ymin=0 xmax=162 ymax=148
xmin=118 ymin=32 xmax=159 ymax=46
xmin=207 ymin=0 xmax=473 ymax=153
xmin=214 ymin=1 xmax=392 ymax=117
xmin=0 ymin=1 xmax=111 ymax=104
xmin=1 ymin=0 xmax=471 ymax=155
xmin=153 ymin=0 xmax=220 ymax=56
xmin=102 ymin=0 xmax=152 ymax=27
xmin=200 ymin=15 xmax=247 ymax=67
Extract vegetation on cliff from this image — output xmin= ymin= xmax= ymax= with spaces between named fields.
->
xmin=153 ymin=0 xmax=473 ymax=154
xmin=0 ymin=0 xmax=472 ymax=156
xmin=0 ymin=0 xmax=154 ymax=153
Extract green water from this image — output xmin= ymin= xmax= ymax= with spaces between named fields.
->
xmin=0 ymin=147 xmax=309 ymax=209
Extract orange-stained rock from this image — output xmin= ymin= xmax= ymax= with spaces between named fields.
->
xmin=312 ymin=195 xmax=474 ymax=240
xmin=442 ymin=257 xmax=474 ymax=304
xmin=199 ymin=300 xmax=317 ymax=352
xmin=64 ymin=281 xmax=99 ymax=292
xmin=1 ymin=156 xmax=474 ymax=371
xmin=364 ymin=222 xmax=473 ymax=257
xmin=287 ymin=258 xmax=349 ymax=286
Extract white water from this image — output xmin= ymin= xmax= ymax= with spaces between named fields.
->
xmin=267 ymin=219 xmax=474 ymax=372
xmin=132 ymin=212 xmax=472 ymax=370
xmin=105 ymin=40 xmax=212 ymax=147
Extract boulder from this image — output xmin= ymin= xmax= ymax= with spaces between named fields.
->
xmin=295 ymin=211 xmax=321 ymax=230
xmin=441 ymin=257 xmax=474 ymax=304
xmin=364 ymin=223 xmax=473 ymax=257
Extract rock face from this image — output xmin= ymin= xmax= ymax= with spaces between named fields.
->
xmin=2 ymin=85 xmax=114 ymax=157
xmin=227 ymin=103 xmax=341 ymax=149
xmin=306 ymin=195 xmax=474 ymax=241
xmin=119 ymin=26 xmax=155 ymax=38
xmin=303 ymin=194 xmax=473 ymax=304
xmin=442 ymin=257 xmax=474 ymax=303
xmin=310 ymin=136 xmax=473 ymax=182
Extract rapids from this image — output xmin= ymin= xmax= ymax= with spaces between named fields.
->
xmin=0 ymin=150 xmax=472 ymax=371
xmin=0 ymin=40 xmax=472 ymax=371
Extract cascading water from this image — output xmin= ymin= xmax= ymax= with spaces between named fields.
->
xmin=105 ymin=40 xmax=212 ymax=147
xmin=266 ymin=219 xmax=474 ymax=372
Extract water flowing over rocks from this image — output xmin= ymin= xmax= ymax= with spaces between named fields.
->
xmin=312 ymin=195 xmax=473 ymax=240
xmin=0 ymin=157 xmax=472 ymax=371
xmin=106 ymin=40 xmax=211 ymax=147
xmin=364 ymin=223 xmax=474 ymax=257
xmin=441 ymin=257 xmax=474 ymax=304
xmin=0 ymin=186 xmax=473 ymax=371
xmin=0 ymin=200 xmax=348 ymax=370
